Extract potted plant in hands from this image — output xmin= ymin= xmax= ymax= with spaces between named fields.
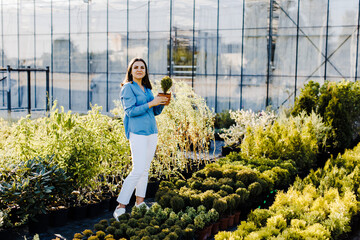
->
xmin=158 ymin=76 xmax=173 ymax=105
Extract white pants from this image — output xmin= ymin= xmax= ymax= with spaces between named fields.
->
xmin=117 ymin=133 xmax=158 ymax=205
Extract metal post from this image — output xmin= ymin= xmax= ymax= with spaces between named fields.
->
xmin=240 ymin=0 xmax=245 ymax=109
xmin=294 ymin=0 xmax=300 ymax=99
xmin=169 ymin=0 xmax=173 ymax=77
xmin=1 ymin=0 xmax=4 ymax=106
xmin=46 ymin=66 xmax=50 ymax=112
xmin=68 ymin=0 xmax=71 ymax=109
xmin=324 ymin=0 xmax=330 ymax=81
xmin=355 ymin=0 xmax=360 ymax=81
xmin=191 ymin=0 xmax=196 ymax=88
xmin=266 ymin=0 xmax=274 ymax=107
xmin=215 ymin=0 xmax=219 ymax=112
xmin=6 ymin=65 xmax=11 ymax=113
xmin=50 ymin=0 xmax=53 ymax=109
xmin=147 ymin=0 xmax=150 ymax=67
xmin=126 ymin=0 xmax=129 ymax=65
xmin=27 ymin=66 xmax=31 ymax=114
xmin=106 ymin=0 xmax=109 ymax=112
xmin=17 ymin=0 xmax=20 ymax=107
xmin=34 ymin=0 xmax=37 ymax=108
xmin=87 ymin=1 xmax=90 ymax=110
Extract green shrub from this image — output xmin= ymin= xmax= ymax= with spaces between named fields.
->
xmin=292 ymin=80 xmax=360 ymax=152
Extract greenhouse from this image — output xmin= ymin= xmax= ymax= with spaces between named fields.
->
xmin=0 ymin=0 xmax=358 ymax=113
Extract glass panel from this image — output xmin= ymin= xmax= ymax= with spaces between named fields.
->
xmin=269 ymin=76 xmax=294 ymax=110
xmin=70 ymin=0 xmax=87 ymax=34
xmin=3 ymin=1 xmax=18 ymax=35
xmin=173 ymin=0 xmax=193 ymax=30
xmin=89 ymin=33 xmax=107 ymax=73
xmin=150 ymin=0 xmax=169 ymax=32
xmin=196 ymin=30 xmax=217 ymax=75
xmin=217 ymin=76 xmax=240 ymax=112
xmin=219 ymin=0 xmax=243 ymax=30
xmin=16 ymin=72 xmax=26 ymax=108
xmin=108 ymin=0 xmax=127 ymax=32
xmin=193 ymin=75 xmax=216 ymax=111
xmin=53 ymin=35 xmax=70 ymax=73
xmin=53 ymin=1 xmax=69 ymax=34
xmin=128 ymin=32 xmax=147 ymax=62
xmin=3 ymin=36 xmax=18 ymax=67
xmin=108 ymin=73 xmax=123 ymax=110
xmin=297 ymin=0 xmax=327 ymax=79
xmin=52 ymin=72 xmax=70 ymax=110
xmin=245 ymin=0 xmax=268 ymax=29
xmin=218 ymin=30 xmax=242 ymax=75
xmin=19 ymin=0 xmax=34 ymax=34
xmin=242 ymin=76 xmax=266 ymax=111
xmin=149 ymin=32 xmax=168 ymax=75
xmin=71 ymin=34 xmax=87 ymax=73
xmin=31 ymin=71 xmax=46 ymax=109
xmin=243 ymin=0 xmax=268 ymax=75
xmin=108 ymin=32 xmax=127 ymax=72
xmin=272 ymin=0 xmax=298 ymax=110
xmin=36 ymin=35 xmax=51 ymax=68
xmin=35 ymin=0 xmax=51 ymax=34
xmin=89 ymin=1 xmax=107 ymax=33
xmin=89 ymin=73 xmax=106 ymax=109
xmin=196 ymin=0 xmax=217 ymax=30
xmin=70 ymin=72 xmax=87 ymax=110
xmin=327 ymin=26 xmax=356 ymax=80
xmin=171 ymin=30 xmax=193 ymax=81
xmin=326 ymin=0 xmax=358 ymax=80
xmin=129 ymin=0 xmax=147 ymax=32
xmin=19 ymin=35 xmax=34 ymax=68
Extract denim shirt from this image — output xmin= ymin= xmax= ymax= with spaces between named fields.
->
xmin=120 ymin=81 xmax=164 ymax=139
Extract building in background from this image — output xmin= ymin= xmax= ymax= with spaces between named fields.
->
xmin=0 ymin=0 xmax=359 ymax=113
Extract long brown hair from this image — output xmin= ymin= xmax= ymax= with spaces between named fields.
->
xmin=121 ymin=57 xmax=152 ymax=89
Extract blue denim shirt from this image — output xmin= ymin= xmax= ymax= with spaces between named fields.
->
xmin=120 ymin=81 xmax=164 ymax=139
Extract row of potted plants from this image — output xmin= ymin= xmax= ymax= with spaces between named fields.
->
xmin=73 ymin=203 xmax=219 ymax=240
xmin=215 ymin=142 xmax=360 ymax=239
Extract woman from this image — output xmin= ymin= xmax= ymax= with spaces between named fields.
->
xmin=113 ymin=57 xmax=168 ymax=221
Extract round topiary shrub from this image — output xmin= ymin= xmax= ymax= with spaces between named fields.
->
xmin=170 ymin=196 xmax=185 ymax=212
xmin=248 ymin=181 xmax=263 ymax=197
xmin=220 ymin=184 xmax=234 ymax=194
xmin=206 ymin=168 xmax=223 ymax=179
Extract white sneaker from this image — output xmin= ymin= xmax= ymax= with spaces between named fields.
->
xmin=135 ymin=202 xmax=149 ymax=210
xmin=113 ymin=207 xmax=126 ymax=221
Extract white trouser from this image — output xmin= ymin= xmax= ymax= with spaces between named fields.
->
xmin=117 ymin=133 xmax=158 ymax=205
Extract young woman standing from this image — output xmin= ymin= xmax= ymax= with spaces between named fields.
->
xmin=113 ymin=57 xmax=168 ymax=221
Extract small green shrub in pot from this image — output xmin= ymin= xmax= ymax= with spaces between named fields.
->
xmin=158 ymin=76 xmax=173 ymax=105
xmin=213 ymin=198 xmax=228 ymax=218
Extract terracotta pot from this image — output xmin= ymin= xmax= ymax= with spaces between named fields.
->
xmin=157 ymin=92 xmax=171 ymax=105
xmin=219 ymin=217 xmax=229 ymax=230
xmin=234 ymin=211 xmax=241 ymax=225
xmin=211 ymin=222 xmax=220 ymax=235
xmin=228 ymin=214 xmax=235 ymax=227
xmin=196 ymin=227 xmax=208 ymax=240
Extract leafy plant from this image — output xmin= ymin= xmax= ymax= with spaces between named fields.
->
xmin=0 ymin=155 xmax=73 ymax=222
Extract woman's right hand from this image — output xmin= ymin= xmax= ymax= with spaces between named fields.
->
xmin=148 ymin=96 xmax=168 ymax=108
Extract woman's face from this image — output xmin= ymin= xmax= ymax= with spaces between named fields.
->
xmin=131 ymin=61 xmax=146 ymax=81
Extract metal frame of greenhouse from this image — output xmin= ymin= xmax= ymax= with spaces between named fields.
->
xmin=0 ymin=0 xmax=358 ymax=114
